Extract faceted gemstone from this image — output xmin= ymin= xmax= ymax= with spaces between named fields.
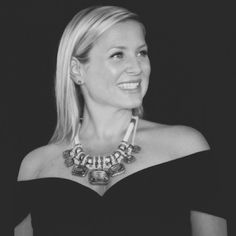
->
xmin=108 ymin=163 xmax=125 ymax=177
xmin=64 ymin=156 xmax=74 ymax=167
xmin=127 ymin=145 xmax=134 ymax=155
xmin=123 ymin=155 xmax=136 ymax=164
xmin=110 ymin=154 xmax=117 ymax=165
xmin=86 ymin=163 xmax=93 ymax=169
xmin=87 ymin=156 xmax=93 ymax=164
xmin=113 ymin=151 xmax=120 ymax=159
xmin=78 ymin=153 xmax=86 ymax=161
xmin=75 ymin=147 xmax=83 ymax=154
xmin=88 ymin=170 xmax=109 ymax=185
xmin=132 ymin=145 xmax=141 ymax=153
xmin=73 ymin=158 xmax=80 ymax=165
xmin=104 ymin=156 xmax=112 ymax=168
xmin=117 ymin=156 xmax=124 ymax=162
xmin=63 ymin=150 xmax=72 ymax=159
xmin=105 ymin=156 xmax=112 ymax=162
xmin=72 ymin=165 xmax=88 ymax=177
xmin=81 ymin=155 xmax=89 ymax=165
xmin=104 ymin=162 xmax=112 ymax=168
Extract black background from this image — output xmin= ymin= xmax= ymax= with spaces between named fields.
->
xmin=2 ymin=0 xmax=235 ymax=234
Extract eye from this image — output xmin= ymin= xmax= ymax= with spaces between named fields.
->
xmin=110 ymin=51 xmax=124 ymax=60
xmin=138 ymin=50 xmax=148 ymax=57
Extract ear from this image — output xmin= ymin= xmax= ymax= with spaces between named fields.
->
xmin=70 ymin=57 xmax=85 ymax=85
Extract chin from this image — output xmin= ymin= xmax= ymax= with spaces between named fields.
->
xmin=122 ymin=99 xmax=143 ymax=110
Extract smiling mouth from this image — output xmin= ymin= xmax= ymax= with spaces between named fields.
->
xmin=117 ymin=81 xmax=141 ymax=90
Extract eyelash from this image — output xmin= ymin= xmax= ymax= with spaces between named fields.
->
xmin=110 ymin=50 xmax=148 ymax=59
xmin=138 ymin=50 xmax=148 ymax=57
xmin=110 ymin=52 xmax=124 ymax=59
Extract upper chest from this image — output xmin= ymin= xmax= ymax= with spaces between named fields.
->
xmin=37 ymin=141 xmax=174 ymax=196
xmin=37 ymin=124 xmax=184 ymax=196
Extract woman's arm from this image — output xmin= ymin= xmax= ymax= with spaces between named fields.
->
xmin=191 ymin=211 xmax=227 ymax=236
xmin=14 ymin=214 xmax=33 ymax=236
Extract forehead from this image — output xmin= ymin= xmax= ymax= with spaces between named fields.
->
xmin=94 ymin=20 xmax=146 ymax=50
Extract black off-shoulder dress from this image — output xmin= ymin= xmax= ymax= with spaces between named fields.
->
xmin=15 ymin=150 xmax=227 ymax=236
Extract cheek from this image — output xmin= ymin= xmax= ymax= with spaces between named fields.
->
xmin=86 ymin=63 xmax=122 ymax=92
xmin=145 ymin=59 xmax=151 ymax=73
xmin=102 ymin=62 xmax=124 ymax=82
xmin=142 ymin=62 xmax=151 ymax=93
xmin=86 ymin=62 xmax=108 ymax=83
xmin=143 ymin=61 xmax=151 ymax=79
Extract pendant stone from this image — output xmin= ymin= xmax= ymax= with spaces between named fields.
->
xmin=63 ymin=149 xmax=71 ymax=158
xmin=108 ymin=163 xmax=125 ymax=177
xmin=88 ymin=170 xmax=110 ymax=185
xmin=63 ymin=149 xmax=74 ymax=167
xmin=72 ymin=165 xmax=88 ymax=177
xmin=132 ymin=145 xmax=141 ymax=153
xmin=123 ymin=155 xmax=136 ymax=164
xmin=64 ymin=156 xmax=74 ymax=167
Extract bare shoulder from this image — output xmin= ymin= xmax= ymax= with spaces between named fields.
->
xmin=139 ymin=119 xmax=210 ymax=159
xmin=165 ymin=124 xmax=210 ymax=157
xmin=17 ymin=143 xmax=66 ymax=181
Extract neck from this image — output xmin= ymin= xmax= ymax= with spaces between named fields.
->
xmin=79 ymin=105 xmax=133 ymax=143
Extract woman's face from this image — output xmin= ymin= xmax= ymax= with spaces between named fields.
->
xmin=80 ymin=20 xmax=151 ymax=111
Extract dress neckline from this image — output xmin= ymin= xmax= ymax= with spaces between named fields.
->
xmin=17 ymin=150 xmax=210 ymax=197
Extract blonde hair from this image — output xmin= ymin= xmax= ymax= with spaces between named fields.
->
xmin=50 ymin=6 xmax=145 ymax=144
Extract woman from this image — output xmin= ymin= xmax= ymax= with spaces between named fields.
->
xmin=15 ymin=5 xmax=227 ymax=236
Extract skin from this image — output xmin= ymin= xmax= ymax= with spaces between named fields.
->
xmin=72 ymin=20 xmax=150 ymax=141
xmin=15 ymin=20 xmax=227 ymax=236
xmin=80 ymin=21 xmax=150 ymax=111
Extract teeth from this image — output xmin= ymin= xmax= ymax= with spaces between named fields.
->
xmin=118 ymin=82 xmax=140 ymax=90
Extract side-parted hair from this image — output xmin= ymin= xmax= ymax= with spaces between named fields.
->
xmin=50 ymin=5 xmax=145 ymax=144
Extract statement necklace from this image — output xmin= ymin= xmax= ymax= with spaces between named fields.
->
xmin=63 ymin=116 xmax=141 ymax=185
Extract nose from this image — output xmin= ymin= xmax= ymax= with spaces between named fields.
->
xmin=126 ymin=57 xmax=142 ymax=75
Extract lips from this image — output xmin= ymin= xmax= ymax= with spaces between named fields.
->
xmin=117 ymin=80 xmax=141 ymax=90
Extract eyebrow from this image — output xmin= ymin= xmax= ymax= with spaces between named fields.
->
xmin=108 ymin=44 xmax=148 ymax=51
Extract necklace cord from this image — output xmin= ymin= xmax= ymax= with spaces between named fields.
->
xmin=131 ymin=116 xmax=139 ymax=145
xmin=123 ymin=117 xmax=136 ymax=142
xmin=74 ymin=116 xmax=138 ymax=145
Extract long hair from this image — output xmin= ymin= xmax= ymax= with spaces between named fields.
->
xmin=50 ymin=6 xmax=145 ymax=144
